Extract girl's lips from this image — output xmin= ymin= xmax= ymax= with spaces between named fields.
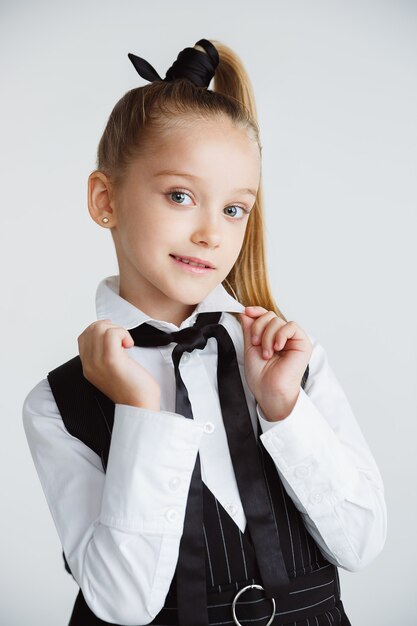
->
xmin=170 ymin=255 xmax=215 ymax=274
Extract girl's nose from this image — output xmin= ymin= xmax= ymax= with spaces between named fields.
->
xmin=191 ymin=212 xmax=221 ymax=248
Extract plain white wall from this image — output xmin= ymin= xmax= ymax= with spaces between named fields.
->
xmin=1 ymin=0 xmax=416 ymax=624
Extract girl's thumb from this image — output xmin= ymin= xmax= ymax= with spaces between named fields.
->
xmin=122 ymin=333 xmax=134 ymax=348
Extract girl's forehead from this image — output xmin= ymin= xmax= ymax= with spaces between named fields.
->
xmin=145 ymin=122 xmax=260 ymax=168
xmin=153 ymin=115 xmax=256 ymax=146
xmin=122 ymin=119 xmax=261 ymax=190
xmin=144 ymin=145 xmax=260 ymax=192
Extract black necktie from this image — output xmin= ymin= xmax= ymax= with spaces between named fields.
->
xmin=129 ymin=311 xmax=290 ymax=626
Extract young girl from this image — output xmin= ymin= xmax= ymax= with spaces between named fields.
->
xmin=23 ymin=38 xmax=386 ymax=626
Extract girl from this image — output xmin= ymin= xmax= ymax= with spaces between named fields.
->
xmin=22 ymin=38 xmax=386 ymax=626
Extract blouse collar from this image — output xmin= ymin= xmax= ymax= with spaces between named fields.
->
xmin=95 ymin=274 xmax=245 ymax=331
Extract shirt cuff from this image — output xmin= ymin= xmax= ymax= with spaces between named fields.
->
xmin=257 ymin=390 xmax=361 ymax=517
xmin=100 ymin=404 xmax=205 ymax=535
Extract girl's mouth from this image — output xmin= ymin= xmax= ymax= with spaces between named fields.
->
xmin=170 ymin=254 xmax=215 ymax=274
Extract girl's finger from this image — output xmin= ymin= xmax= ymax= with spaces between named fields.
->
xmin=250 ymin=311 xmax=283 ymax=345
xmin=85 ymin=321 xmax=126 ymax=362
xmin=243 ymin=306 xmax=268 ymax=318
xmin=273 ymin=321 xmax=305 ymax=352
xmin=102 ymin=326 xmax=133 ymax=363
xmin=260 ymin=316 xmax=288 ymax=357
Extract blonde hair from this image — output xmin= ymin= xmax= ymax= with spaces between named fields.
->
xmin=96 ymin=39 xmax=287 ymax=321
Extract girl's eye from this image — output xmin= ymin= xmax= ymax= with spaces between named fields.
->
xmin=169 ymin=190 xmax=192 ymax=205
xmin=223 ymin=206 xmax=246 ymax=219
xmin=168 ymin=189 xmax=249 ymax=219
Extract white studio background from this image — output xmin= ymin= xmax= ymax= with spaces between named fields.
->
xmin=1 ymin=0 xmax=416 ymax=624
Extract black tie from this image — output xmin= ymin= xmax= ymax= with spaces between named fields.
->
xmin=129 ymin=311 xmax=290 ymax=626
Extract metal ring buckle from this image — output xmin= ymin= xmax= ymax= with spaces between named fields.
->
xmin=232 ymin=583 xmax=276 ymax=626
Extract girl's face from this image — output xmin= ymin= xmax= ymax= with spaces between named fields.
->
xmin=109 ymin=117 xmax=261 ymax=325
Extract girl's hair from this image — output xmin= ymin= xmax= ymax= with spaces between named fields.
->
xmin=96 ymin=40 xmax=287 ymax=321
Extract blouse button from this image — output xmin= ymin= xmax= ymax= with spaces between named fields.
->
xmin=226 ymin=504 xmax=237 ymax=517
xmin=182 ymin=353 xmax=190 ymax=362
xmin=309 ymin=492 xmax=323 ymax=505
xmin=295 ymin=465 xmax=310 ymax=478
xmin=169 ymin=477 xmax=181 ymax=491
xmin=166 ymin=508 xmax=179 ymax=523
xmin=203 ymin=421 xmax=215 ymax=434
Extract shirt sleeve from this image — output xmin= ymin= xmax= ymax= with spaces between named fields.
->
xmin=22 ymin=378 xmax=205 ymax=625
xmin=256 ymin=335 xmax=387 ymax=572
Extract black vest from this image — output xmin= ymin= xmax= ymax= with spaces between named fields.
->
xmin=47 ymin=356 xmax=351 ymax=626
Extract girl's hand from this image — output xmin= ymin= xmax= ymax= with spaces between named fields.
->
xmin=238 ymin=306 xmax=312 ymax=421
xmin=77 ymin=320 xmax=161 ymax=409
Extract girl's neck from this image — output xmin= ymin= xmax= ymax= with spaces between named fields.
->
xmin=119 ymin=280 xmax=197 ymax=327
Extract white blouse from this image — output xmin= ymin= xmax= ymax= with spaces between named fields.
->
xmin=22 ymin=274 xmax=387 ymax=625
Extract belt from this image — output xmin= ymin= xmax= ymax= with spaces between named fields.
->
xmin=154 ymin=564 xmax=339 ymax=625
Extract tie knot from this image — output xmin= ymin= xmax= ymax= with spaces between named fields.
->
xmin=129 ymin=311 xmax=222 ymax=355
xmin=170 ymin=325 xmax=207 ymax=352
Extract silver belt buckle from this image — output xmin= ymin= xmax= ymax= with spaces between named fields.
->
xmin=232 ymin=583 xmax=276 ymax=626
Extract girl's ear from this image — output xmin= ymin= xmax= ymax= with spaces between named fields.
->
xmin=87 ymin=170 xmax=116 ymax=228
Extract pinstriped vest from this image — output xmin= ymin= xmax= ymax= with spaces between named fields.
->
xmin=47 ymin=356 xmax=350 ymax=626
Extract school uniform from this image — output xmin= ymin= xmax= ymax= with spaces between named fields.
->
xmin=22 ymin=274 xmax=386 ymax=625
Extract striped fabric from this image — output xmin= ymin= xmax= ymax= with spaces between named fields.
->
xmin=48 ymin=356 xmax=352 ymax=626
xmin=150 ymin=427 xmax=351 ymax=625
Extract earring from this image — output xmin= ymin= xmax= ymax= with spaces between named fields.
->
xmin=101 ymin=216 xmax=109 ymax=224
